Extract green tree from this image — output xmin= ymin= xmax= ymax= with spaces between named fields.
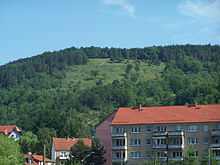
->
xmin=200 ymin=149 xmax=220 ymax=165
xmin=87 ymin=137 xmax=106 ymax=165
xmin=183 ymin=145 xmax=198 ymax=165
xmin=126 ymin=64 xmax=133 ymax=74
xmin=37 ymin=127 xmax=57 ymax=158
xmin=91 ymin=70 xmax=99 ymax=77
xmin=70 ymin=139 xmax=90 ymax=164
xmin=19 ymin=131 xmax=39 ymax=154
xmin=0 ymin=135 xmax=24 ymax=165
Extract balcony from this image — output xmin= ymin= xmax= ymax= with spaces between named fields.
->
xmin=210 ymin=129 xmax=220 ymax=136
xmin=153 ymin=144 xmax=167 ymax=149
xmin=152 ymin=131 xmax=167 ymax=137
xmin=112 ymin=145 xmax=127 ymax=150
xmin=211 ymin=143 xmax=220 ymax=148
xmin=112 ymin=158 xmax=127 ymax=163
xmin=59 ymin=156 xmax=68 ymax=160
xmin=169 ymin=157 xmax=183 ymax=161
xmin=167 ymin=131 xmax=184 ymax=136
xmin=112 ymin=133 xmax=127 ymax=137
xmin=168 ymin=144 xmax=184 ymax=149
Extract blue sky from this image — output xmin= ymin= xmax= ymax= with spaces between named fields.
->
xmin=0 ymin=0 xmax=220 ymax=66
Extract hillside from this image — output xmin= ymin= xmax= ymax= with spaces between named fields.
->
xmin=0 ymin=45 xmax=219 ymax=141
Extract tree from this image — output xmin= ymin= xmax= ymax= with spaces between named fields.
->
xmin=70 ymin=139 xmax=90 ymax=164
xmin=37 ymin=127 xmax=57 ymax=158
xmin=19 ymin=131 xmax=39 ymax=154
xmin=0 ymin=135 xmax=24 ymax=165
xmin=126 ymin=64 xmax=133 ymax=74
xmin=200 ymin=148 xmax=220 ymax=165
xmin=183 ymin=145 xmax=198 ymax=165
xmin=91 ymin=70 xmax=98 ymax=77
xmin=87 ymin=137 xmax=106 ymax=165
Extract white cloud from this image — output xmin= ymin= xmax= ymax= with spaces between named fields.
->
xmin=101 ymin=0 xmax=135 ymax=17
xmin=178 ymin=0 xmax=220 ymax=20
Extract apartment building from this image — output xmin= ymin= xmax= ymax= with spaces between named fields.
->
xmin=111 ymin=103 xmax=220 ymax=165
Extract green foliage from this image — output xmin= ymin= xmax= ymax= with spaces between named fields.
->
xmin=86 ymin=137 xmax=106 ymax=165
xmin=19 ymin=131 xmax=39 ymax=154
xmin=37 ymin=127 xmax=57 ymax=158
xmin=70 ymin=139 xmax=90 ymax=164
xmin=126 ymin=63 xmax=133 ymax=74
xmin=0 ymin=45 xmax=219 ymax=141
xmin=0 ymin=135 xmax=24 ymax=165
xmin=183 ymin=145 xmax=198 ymax=165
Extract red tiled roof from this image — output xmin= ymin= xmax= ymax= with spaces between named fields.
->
xmin=53 ymin=138 xmax=92 ymax=151
xmin=111 ymin=104 xmax=220 ymax=125
xmin=24 ymin=153 xmax=52 ymax=162
xmin=0 ymin=125 xmax=22 ymax=135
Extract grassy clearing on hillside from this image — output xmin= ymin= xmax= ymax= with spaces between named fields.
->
xmin=62 ymin=58 xmax=165 ymax=90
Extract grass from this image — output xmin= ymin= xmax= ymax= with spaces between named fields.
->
xmin=62 ymin=58 xmax=165 ymax=90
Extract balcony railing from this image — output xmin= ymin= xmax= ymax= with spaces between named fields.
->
xmin=211 ymin=143 xmax=220 ymax=148
xmin=112 ymin=158 xmax=127 ymax=162
xmin=59 ymin=156 xmax=68 ymax=160
xmin=216 ymin=156 xmax=220 ymax=160
xmin=210 ymin=130 xmax=220 ymax=136
xmin=111 ymin=133 xmax=127 ymax=137
xmin=153 ymin=144 xmax=167 ymax=149
xmin=168 ymin=144 xmax=184 ymax=149
xmin=169 ymin=157 xmax=183 ymax=161
xmin=152 ymin=131 xmax=167 ymax=137
xmin=112 ymin=145 xmax=127 ymax=150
xmin=167 ymin=131 xmax=184 ymax=136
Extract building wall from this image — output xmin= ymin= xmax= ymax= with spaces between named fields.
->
xmin=112 ymin=122 xmax=220 ymax=165
xmin=8 ymin=130 xmax=21 ymax=140
xmin=96 ymin=111 xmax=117 ymax=165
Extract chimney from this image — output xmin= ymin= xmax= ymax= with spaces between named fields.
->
xmin=135 ymin=104 xmax=141 ymax=110
xmin=191 ymin=101 xmax=197 ymax=107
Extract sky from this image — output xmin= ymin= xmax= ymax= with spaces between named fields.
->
xmin=0 ymin=0 xmax=220 ymax=66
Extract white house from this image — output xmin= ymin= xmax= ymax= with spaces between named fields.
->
xmin=0 ymin=125 xmax=22 ymax=140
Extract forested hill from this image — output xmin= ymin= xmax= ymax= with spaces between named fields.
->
xmin=0 ymin=45 xmax=220 ymax=139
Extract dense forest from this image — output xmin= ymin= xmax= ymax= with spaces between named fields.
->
xmin=0 ymin=45 xmax=219 ymax=148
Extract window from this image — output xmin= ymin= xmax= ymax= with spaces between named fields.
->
xmin=146 ymin=126 xmax=151 ymax=133
xmin=188 ymin=151 xmax=198 ymax=157
xmin=131 ymin=139 xmax=141 ymax=146
xmin=157 ymin=126 xmax=166 ymax=132
xmin=188 ymin=125 xmax=198 ymax=132
xmin=116 ymin=140 xmax=125 ymax=146
xmin=131 ymin=127 xmax=140 ymax=133
xmin=115 ymin=152 xmax=125 ymax=158
xmin=188 ymin=138 xmax=198 ymax=144
xmin=173 ymin=151 xmax=182 ymax=158
xmin=173 ymin=138 xmax=182 ymax=145
xmin=115 ymin=127 xmax=124 ymax=133
xmin=155 ymin=138 xmax=166 ymax=145
xmin=204 ymin=150 xmax=209 ymax=157
xmin=172 ymin=125 xmax=182 ymax=131
xmin=146 ymin=152 xmax=151 ymax=158
xmin=203 ymin=125 xmax=208 ymax=132
xmin=156 ymin=151 xmax=166 ymax=158
xmin=131 ymin=152 xmax=140 ymax=158
xmin=60 ymin=151 xmax=67 ymax=158
xmin=146 ymin=139 xmax=151 ymax=145
xmin=203 ymin=138 xmax=209 ymax=144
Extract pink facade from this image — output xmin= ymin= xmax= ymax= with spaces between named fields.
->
xmin=96 ymin=111 xmax=117 ymax=165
